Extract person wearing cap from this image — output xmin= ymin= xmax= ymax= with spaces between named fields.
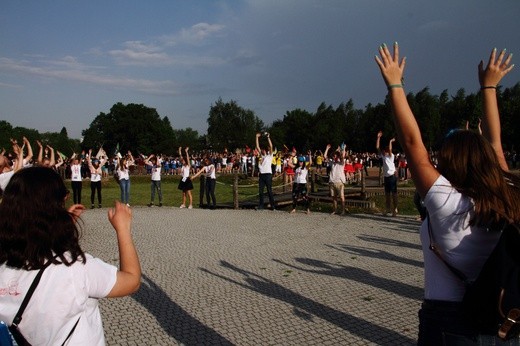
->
xmin=288 ymin=150 xmax=312 ymax=214
xmin=256 ymin=132 xmax=276 ymax=210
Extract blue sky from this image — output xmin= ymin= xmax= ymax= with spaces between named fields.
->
xmin=1 ymin=0 xmax=519 ymax=139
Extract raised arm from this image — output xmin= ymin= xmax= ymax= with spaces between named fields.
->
xmin=375 ymin=42 xmax=439 ymax=197
xmin=23 ymin=137 xmax=33 ymax=164
xmin=36 ymin=140 xmax=44 ymax=165
xmin=478 ymin=48 xmax=514 ymax=172
xmin=185 ymin=147 xmax=190 ymax=164
xmin=388 ymin=138 xmax=395 ymax=153
xmin=47 ymin=145 xmax=56 ymax=167
xmin=255 ymin=133 xmax=261 ymax=152
xmin=307 ymin=150 xmax=313 ymax=166
xmin=376 ymin=131 xmax=382 ymax=153
xmin=266 ymin=132 xmax=273 ymax=153
xmin=107 ymin=201 xmax=141 ymax=297
xmin=323 ymin=144 xmax=331 ymax=160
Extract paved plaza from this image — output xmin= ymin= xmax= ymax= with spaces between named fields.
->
xmin=82 ymin=207 xmax=424 ymax=345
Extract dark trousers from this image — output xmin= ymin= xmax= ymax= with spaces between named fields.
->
xmin=90 ymin=181 xmax=101 ymax=205
xmin=205 ymin=178 xmax=216 ymax=208
xmin=71 ymin=181 xmax=82 ymax=204
xmin=292 ymin=183 xmax=310 ymax=210
xmin=258 ymin=173 xmax=275 ymax=209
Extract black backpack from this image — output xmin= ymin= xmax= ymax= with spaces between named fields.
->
xmin=428 ymin=220 xmax=520 ymax=340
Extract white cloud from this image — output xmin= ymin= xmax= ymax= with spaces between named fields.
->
xmin=161 ymin=22 xmax=226 ymax=46
xmin=0 ymin=57 xmax=181 ymax=95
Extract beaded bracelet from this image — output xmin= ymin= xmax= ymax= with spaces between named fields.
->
xmin=387 ymin=84 xmax=403 ymax=90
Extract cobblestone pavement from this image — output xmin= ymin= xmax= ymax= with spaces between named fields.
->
xmin=81 ymin=207 xmax=424 ymax=346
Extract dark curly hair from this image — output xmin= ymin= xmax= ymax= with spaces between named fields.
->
xmin=0 ymin=167 xmax=86 ymax=269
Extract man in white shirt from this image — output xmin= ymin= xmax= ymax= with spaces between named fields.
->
xmin=256 ymin=132 xmax=276 ymax=210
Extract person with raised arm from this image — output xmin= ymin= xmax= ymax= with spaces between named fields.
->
xmin=375 ymin=42 xmax=520 ymax=344
xmin=323 ymin=143 xmax=347 ymax=215
xmin=178 ymin=147 xmax=194 ymax=209
xmin=256 ymin=132 xmax=276 ymax=210
xmin=0 ymin=167 xmax=141 ymax=345
xmin=376 ymin=131 xmax=398 ymax=216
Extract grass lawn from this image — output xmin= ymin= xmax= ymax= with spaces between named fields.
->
xmin=68 ymin=174 xmax=420 ymax=217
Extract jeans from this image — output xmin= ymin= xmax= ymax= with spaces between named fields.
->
xmin=258 ymin=173 xmax=275 ymax=209
xmin=151 ymin=180 xmax=162 ymax=202
xmin=418 ymin=300 xmax=520 ymax=345
xmin=119 ymin=179 xmax=130 ymax=204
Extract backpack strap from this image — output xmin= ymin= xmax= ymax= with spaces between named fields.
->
xmin=427 ymin=216 xmax=471 ymax=285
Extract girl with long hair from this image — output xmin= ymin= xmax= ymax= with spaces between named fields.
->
xmin=375 ymin=43 xmax=520 ymax=344
xmin=0 ymin=167 xmax=140 ymax=345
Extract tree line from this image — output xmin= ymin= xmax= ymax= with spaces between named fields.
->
xmin=2 ymin=83 xmax=519 ymax=158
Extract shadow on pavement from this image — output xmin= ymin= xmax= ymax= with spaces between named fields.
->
xmin=357 ymin=234 xmax=423 ymax=251
xmin=200 ymin=260 xmax=416 ymax=345
xmin=325 ymin=243 xmax=424 ymax=268
xmin=272 ymin=258 xmax=422 ymax=300
xmin=132 ymin=274 xmax=233 ymax=346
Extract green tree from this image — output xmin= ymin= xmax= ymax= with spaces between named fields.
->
xmin=82 ymin=103 xmax=176 ymax=156
xmin=207 ymin=98 xmax=264 ymax=151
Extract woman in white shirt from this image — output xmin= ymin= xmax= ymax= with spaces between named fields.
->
xmin=70 ymin=155 xmax=83 ymax=204
xmin=116 ymin=152 xmax=134 ymax=206
xmin=375 ymin=43 xmax=520 ymax=344
xmin=0 ymin=167 xmax=141 ymax=345
xmin=87 ymin=149 xmax=105 ymax=209
xmin=178 ymin=147 xmax=194 ymax=209
xmin=191 ymin=156 xmax=216 ymax=209
xmin=288 ymin=151 xmax=312 ymax=214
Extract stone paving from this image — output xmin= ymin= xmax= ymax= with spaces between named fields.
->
xmin=81 ymin=206 xmax=424 ymax=345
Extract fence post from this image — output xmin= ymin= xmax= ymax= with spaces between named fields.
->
xmin=361 ymin=167 xmax=366 ymax=200
xmin=199 ymin=175 xmax=205 ymax=207
xmin=310 ymin=169 xmax=315 ymax=193
xmin=233 ymin=173 xmax=239 ymax=209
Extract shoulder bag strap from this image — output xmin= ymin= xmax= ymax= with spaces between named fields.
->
xmin=11 ymin=261 xmax=52 ymax=327
xmin=427 ymin=216 xmax=470 ymax=285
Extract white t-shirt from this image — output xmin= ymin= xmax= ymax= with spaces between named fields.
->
xmin=420 ymin=175 xmax=501 ymax=302
xmin=150 ymin=165 xmax=161 ymax=181
xmin=0 ymin=170 xmax=14 ymax=191
xmin=259 ymin=154 xmax=273 ymax=174
xmin=181 ymin=165 xmax=190 ymax=179
xmin=329 ymin=161 xmax=346 ymax=184
xmin=381 ymin=153 xmax=396 ymax=177
xmin=294 ymin=166 xmax=308 ymax=184
xmin=0 ymin=253 xmax=117 ymax=345
xmin=205 ymin=164 xmax=216 ymax=179
xmin=70 ymin=164 xmax=82 ymax=182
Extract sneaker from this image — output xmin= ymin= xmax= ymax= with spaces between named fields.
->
xmin=179 ymin=204 xmax=186 ymax=209
xmin=188 ymin=205 xmax=193 ymax=209
xmin=159 ymin=203 xmax=163 ymax=207
xmin=91 ymin=204 xmax=95 ymax=209
xmin=98 ymin=204 xmax=102 ymax=209
xmin=148 ymin=203 xmax=154 ymax=207
xmin=126 ymin=203 xmax=130 ymax=207
xmin=392 ymin=208 xmax=398 ymax=217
